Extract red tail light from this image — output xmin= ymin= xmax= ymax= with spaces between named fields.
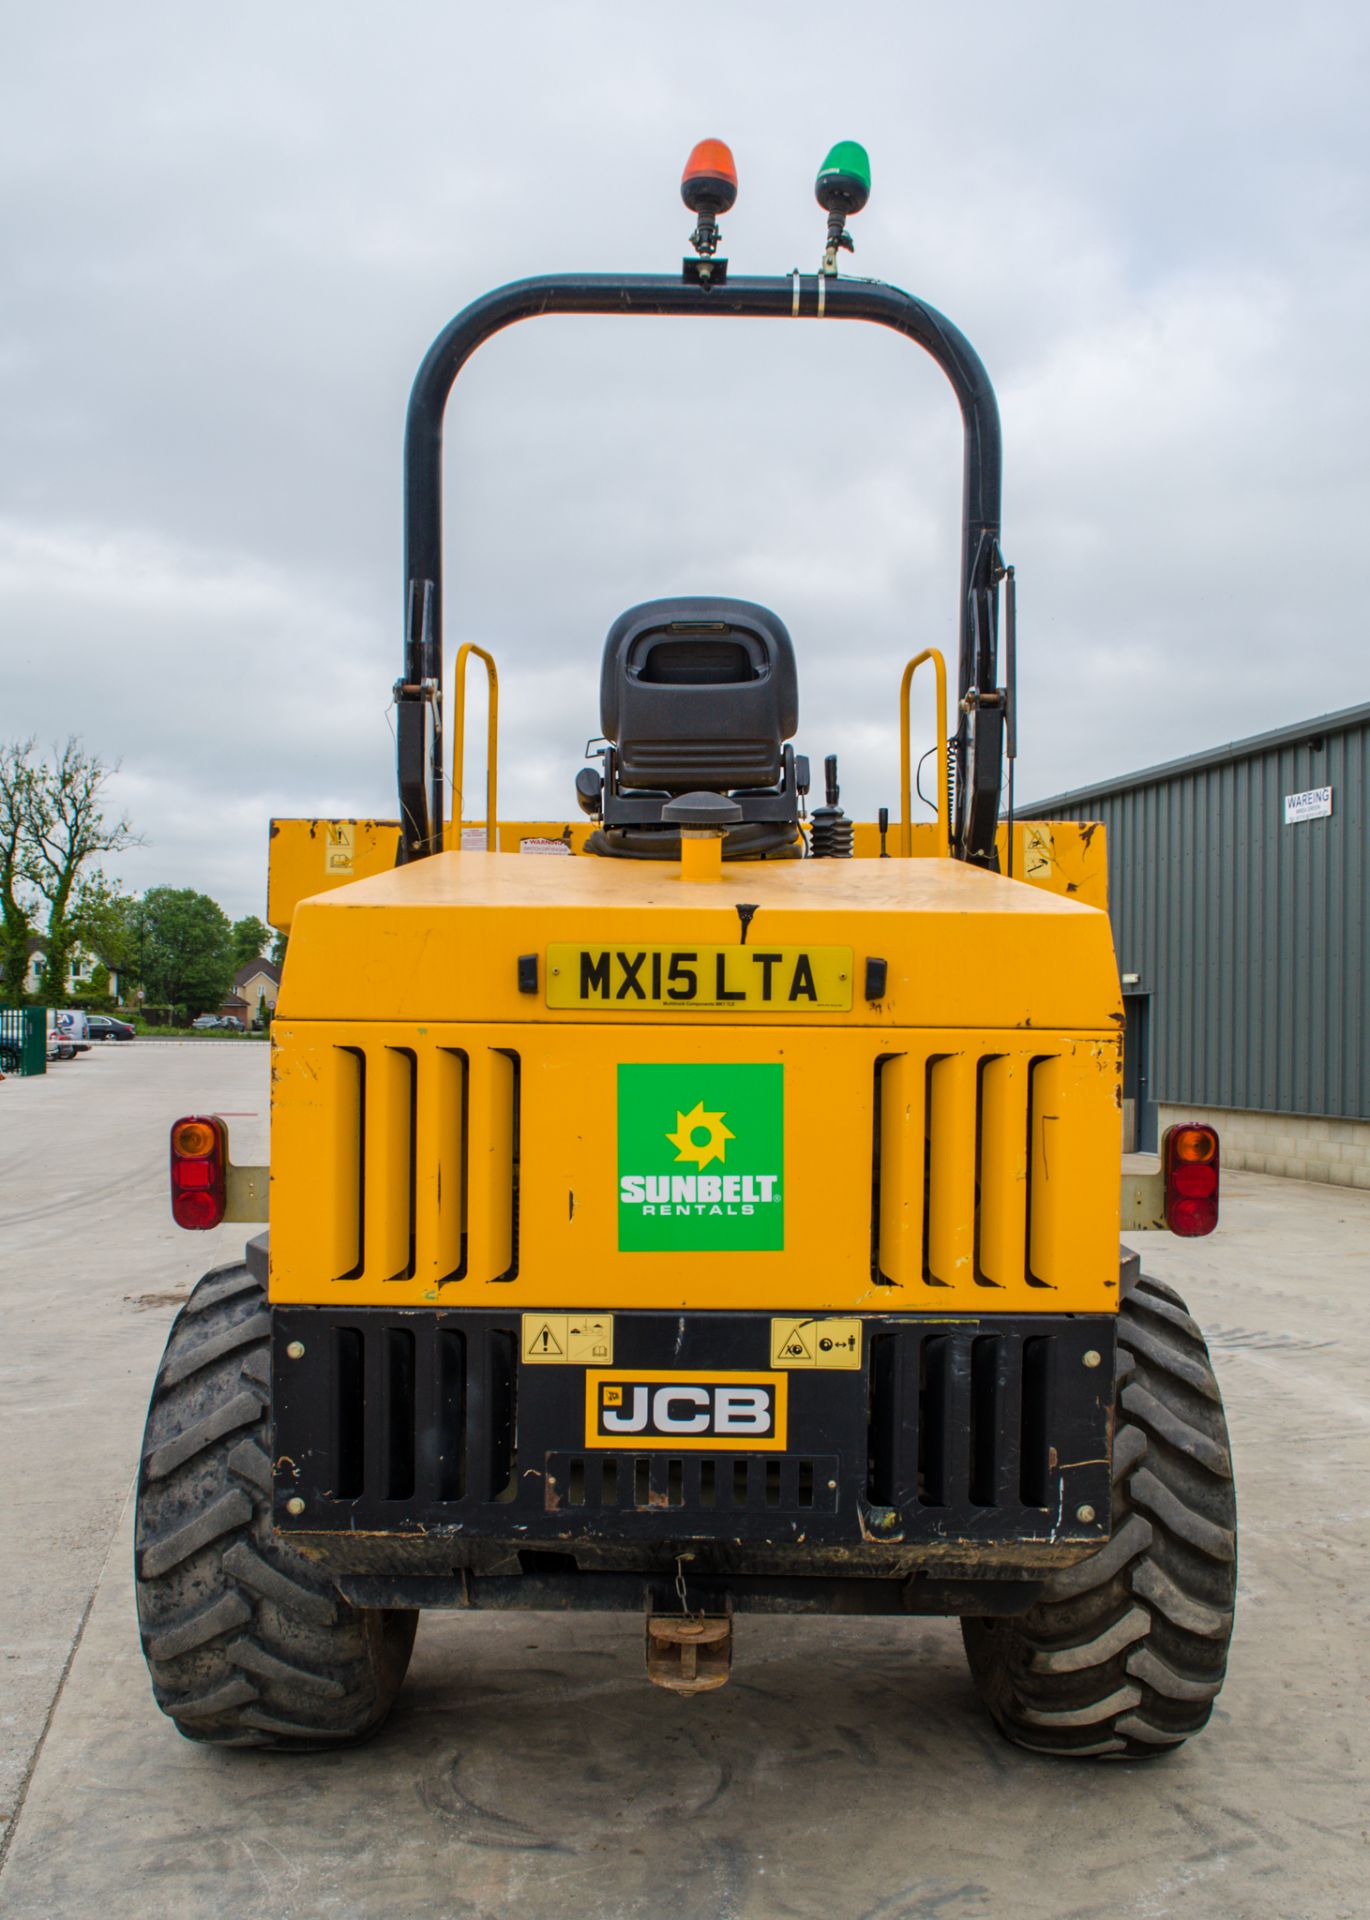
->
xmin=170 ymin=1114 xmax=227 ymax=1230
xmin=1163 ymin=1123 xmax=1219 ymax=1237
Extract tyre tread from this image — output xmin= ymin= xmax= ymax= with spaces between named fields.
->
xmin=143 ymin=1390 xmax=265 ymax=1481
xmin=961 ymin=1271 xmax=1237 ymax=1759
xmin=156 ymin=1311 xmax=271 ymax=1391
xmin=135 ymin=1262 xmax=416 ymax=1749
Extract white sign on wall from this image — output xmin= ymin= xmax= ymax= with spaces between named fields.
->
xmin=1284 ymin=786 xmax=1333 ymax=824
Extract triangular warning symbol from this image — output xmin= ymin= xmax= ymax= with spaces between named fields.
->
xmin=782 ymin=1323 xmax=815 ymax=1361
xmin=535 ymin=1323 xmax=563 ymax=1355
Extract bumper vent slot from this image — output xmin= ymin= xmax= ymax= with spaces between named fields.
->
xmin=315 ymin=1319 xmax=507 ymax=1510
xmin=548 ymin=1453 xmax=838 ymax=1514
xmin=866 ymin=1324 xmax=1068 ymax=1519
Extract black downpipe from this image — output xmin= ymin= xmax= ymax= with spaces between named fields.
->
xmin=398 ymin=272 xmax=1003 ymax=864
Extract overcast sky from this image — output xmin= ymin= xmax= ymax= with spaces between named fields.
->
xmin=3 ymin=1 xmax=1367 ymax=920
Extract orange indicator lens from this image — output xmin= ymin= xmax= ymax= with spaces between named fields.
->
xmin=172 ymin=1119 xmax=218 ymax=1158
xmin=1172 ymin=1126 xmax=1217 ymax=1164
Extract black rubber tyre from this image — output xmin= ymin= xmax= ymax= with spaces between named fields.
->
xmin=135 ymin=1262 xmax=417 ymax=1749
xmin=962 ymin=1271 xmax=1237 ymax=1758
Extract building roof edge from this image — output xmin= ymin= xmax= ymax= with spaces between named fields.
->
xmin=1018 ymin=700 xmax=1370 ymax=815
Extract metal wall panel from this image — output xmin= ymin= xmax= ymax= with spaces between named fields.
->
xmin=1023 ymin=707 xmax=1368 ymax=1121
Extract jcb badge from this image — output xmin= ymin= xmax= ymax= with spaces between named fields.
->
xmin=584 ymin=1370 xmax=787 ymax=1451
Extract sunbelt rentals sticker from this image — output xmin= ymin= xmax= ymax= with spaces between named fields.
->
xmin=617 ymin=1063 xmax=784 ymax=1252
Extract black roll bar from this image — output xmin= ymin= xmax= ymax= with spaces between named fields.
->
xmin=398 ymin=271 xmax=1004 ymax=865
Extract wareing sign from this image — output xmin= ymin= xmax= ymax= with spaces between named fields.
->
xmin=616 ymin=1063 xmax=784 ymax=1251
xmin=1284 ymin=787 xmax=1333 ymax=824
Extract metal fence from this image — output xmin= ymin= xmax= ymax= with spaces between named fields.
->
xmin=0 ymin=1007 xmax=46 ymax=1076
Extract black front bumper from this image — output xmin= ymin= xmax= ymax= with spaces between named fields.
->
xmin=271 ymin=1307 xmax=1115 ymax=1599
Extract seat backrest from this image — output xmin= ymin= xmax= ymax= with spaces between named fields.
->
xmin=600 ymin=596 xmax=798 ymax=792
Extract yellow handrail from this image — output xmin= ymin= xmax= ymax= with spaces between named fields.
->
xmin=451 ymin=643 xmax=499 ymax=850
xmin=899 ymin=647 xmax=949 ymax=856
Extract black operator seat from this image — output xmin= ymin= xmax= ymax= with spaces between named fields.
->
xmin=581 ymin=597 xmax=805 ymax=861
xmin=603 ymin=597 xmax=798 ymax=792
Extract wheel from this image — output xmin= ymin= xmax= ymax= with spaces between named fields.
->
xmin=135 ymin=1261 xmax=417 ymax=1748
xmin=961 ymin=1271 xmax=1236 ymax=1758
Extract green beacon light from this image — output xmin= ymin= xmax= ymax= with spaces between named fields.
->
xmin=815 ymin=140 xmax=871 ymax=275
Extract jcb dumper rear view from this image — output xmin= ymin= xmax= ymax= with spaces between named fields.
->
xmin=136 ymin=142 xmax=1235 ymax=1758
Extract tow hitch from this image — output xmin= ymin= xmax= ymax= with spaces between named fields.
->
xmin=645 ymin=1599 xmax=734 ymax=1695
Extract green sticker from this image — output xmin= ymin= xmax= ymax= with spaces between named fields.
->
xmin=617 ymin=1063 xmax=784 ymax=1252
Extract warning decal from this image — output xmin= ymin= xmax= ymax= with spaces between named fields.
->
xmin=769 ymin=1317 xmax=862 ymax=1370
xmin=324 ymin=823 xmax=355 ymax=874
xmin=1022 ymin=823 xmax=1053 ymax=881
xmin=521 ymin=1313 xmax=615 ymax=1366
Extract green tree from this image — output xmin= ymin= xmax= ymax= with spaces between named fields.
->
xmin=136 ymin=888 xmax=236 ymax=1018
xmin=231 ymin=915 xmax=272 ymax=971
xmin=0 ymin=738 xmax=138 ymax=1002
xmin=70 ymin=879 xmax=141 ymax=994
xmin=73 ymin=961 xmax=115 ymax=1014
xmin=0 ymin=741 xmax=37 ymax=1001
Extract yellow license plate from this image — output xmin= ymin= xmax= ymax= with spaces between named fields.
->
xmin=546 ymin=944 xmax=853 ymax=1011
xmin=584 ymin=1370 xmax=788 ymax=1450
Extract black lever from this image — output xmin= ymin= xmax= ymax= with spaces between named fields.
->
xmin=811 ymin=754 xmax=853 ymax=858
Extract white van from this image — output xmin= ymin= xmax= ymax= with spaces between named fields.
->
xmin=48 ymin=1008 xmax=91 ymax=1057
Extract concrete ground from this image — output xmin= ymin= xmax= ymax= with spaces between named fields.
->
xmin=1 ymin=1045 xmax=1366 ymax=1920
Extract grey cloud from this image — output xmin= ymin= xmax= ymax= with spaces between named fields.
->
xmin=2 ymin=0 xmax=1367 ymax=917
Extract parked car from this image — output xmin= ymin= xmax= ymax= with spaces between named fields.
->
xmin=191 ymin=1014 xmax=221 ymax=1030
xmin=191 ymin=1014 xmax=246 ymax=1031
xmin=87 ymin=1015 xmax=136 ymax=1042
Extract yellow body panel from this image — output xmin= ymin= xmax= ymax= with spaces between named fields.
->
xmin=267 ymin=847 xmax=1123 ymax=1317
xmin=270 ymin=1016 xmax=1120 ymax=1312
xmin=275 ymin=847 xmax=1119 ymax=1032
xmin=267 ymin=816 xmax=1108 ymax=931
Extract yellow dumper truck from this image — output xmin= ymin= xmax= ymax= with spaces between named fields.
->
xmin=137 ymin=142 xmax=1234 ymax=1758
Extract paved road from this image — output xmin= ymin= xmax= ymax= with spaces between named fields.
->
xmin=1 ymin=1046 xmax=1366 ymax=1918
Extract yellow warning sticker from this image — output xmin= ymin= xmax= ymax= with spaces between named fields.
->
xmin=324 ymin=823 xmax=355 ymax=874
xmin=770 ymin=1317 xmax=862 ymax=1370
xmin=521 ymin=1313 xmax=614 ymax=1366
xmin=1022 ymin=822 xmax=1054 ymax=881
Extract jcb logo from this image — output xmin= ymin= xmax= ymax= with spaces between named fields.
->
xmin=584 ymin=1371 xmax=787 ymax=1451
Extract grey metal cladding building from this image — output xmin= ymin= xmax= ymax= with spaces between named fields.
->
xmin=1022 ymin=701 xmax=1368 ymax=1188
